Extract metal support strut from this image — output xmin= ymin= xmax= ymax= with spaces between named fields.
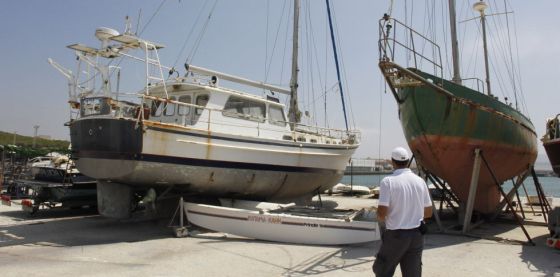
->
xmin=426 ymin=174 xmax=459 ymax=214
xmin=479 ymin=151 xmax=534 ymax=245
xmin=411 ymin=155 xmax=443 ymax=232
xmin=462 ymin=148 xmax=482 ymax=234
xmin=531 ymin=167 xmax=551 ymax=223
xmin=170 ymin=197 xmax=189 ymax=238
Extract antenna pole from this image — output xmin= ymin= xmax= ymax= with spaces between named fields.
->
xmin=481 ymin=10 xmax=492 ymax=96
xmin=33 ymin=125 xmax=39 ymax=148
xmin=474 ymin=1 xmax=492 ymax=96
xmin=136 ymin=9 xmax=142 ymax=35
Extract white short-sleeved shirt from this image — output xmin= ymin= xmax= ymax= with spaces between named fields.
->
xmin=378 ymin=168 xmax=432 ymax=230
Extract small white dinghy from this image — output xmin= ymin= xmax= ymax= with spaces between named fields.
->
xmin=341 ymin=185 xmax=371 ymax=195
xmin=330 ymin=183 xmax=350 ymax=194
xmin=184 ymin=199 xmax=380 ymax=245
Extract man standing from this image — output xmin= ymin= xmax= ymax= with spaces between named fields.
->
xmin=372 ymin=147 xmax=433 ymax=277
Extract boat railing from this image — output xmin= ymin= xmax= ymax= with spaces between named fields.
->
xmin=378 ymin=17 xmax=444 ymax=85
xmin=293 ymin=122 xmax=361 ymax=144
xmin=139 ymin=95 xmax=359 ymax=145
xmin=461 ymin=77 xmax=486 ymax=94
xmin=545 ymin=114 xmax=560 ymax=140
xmin=75 ymin=96 xmax=142 ymax=120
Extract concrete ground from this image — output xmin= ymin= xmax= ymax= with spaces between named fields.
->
xmin=0 ymin=196 xmax=558 ymax=277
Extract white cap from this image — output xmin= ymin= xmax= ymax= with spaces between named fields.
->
xmin=391 ymin=147 xmax=409 ymax=161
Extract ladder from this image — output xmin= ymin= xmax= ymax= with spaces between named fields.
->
xmin=142 ymin=41 xmax=169 ymax=99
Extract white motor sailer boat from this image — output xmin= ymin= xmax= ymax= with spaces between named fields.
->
xmin=50 ymin=1 xmax=360 ymax=218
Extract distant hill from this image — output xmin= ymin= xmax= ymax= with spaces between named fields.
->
xmin=0 ymin=131 xmax=69 ymax=149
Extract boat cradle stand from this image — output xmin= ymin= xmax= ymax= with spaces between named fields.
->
xmin=418 ymin=149 xmax=553 ymax=246
xmin=169 ymin=197 xmax=190 ymax=238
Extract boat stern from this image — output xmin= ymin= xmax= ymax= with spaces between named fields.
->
xmin=70 ymin=117 xmax=143 ymax=180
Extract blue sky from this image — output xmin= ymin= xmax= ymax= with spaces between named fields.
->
xmin=1 ymin=0 xmax=559 ymax=166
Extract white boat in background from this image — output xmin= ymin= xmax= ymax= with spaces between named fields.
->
xmin=50 ymin=0 xmax=360 ymax=219
xmin=28 ymin=153 xmax=63 ymax=177
xmin=341 ymin=185 xmax=371 ymax=195
xmin=330 ymin=183 xmax=350 ymax=194
xmin=329 ymin=183 xmax=371 ymax=195
xmin=370 ymin=186 xmax=380 ymax=198
xmin=185 ymin=200 xmax=380 ymax=245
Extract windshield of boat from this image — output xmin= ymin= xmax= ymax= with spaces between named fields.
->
xmin=81 ymin=97 xmax=111 ymax=117
xmin=222 ymin=95 xmax=266 ymax=123
xmin=268 ymin=105 xmax=286 ymax=126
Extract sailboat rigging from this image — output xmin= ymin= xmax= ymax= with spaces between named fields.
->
xmin=378 ymin=0 xmax=537 ymax=214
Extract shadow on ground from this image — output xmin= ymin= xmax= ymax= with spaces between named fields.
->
xmin=189 ymin=230 xmax=379 ymax=276
xmin=0 ymin=208 xmax=172 ymax=248
xmin=520 ymin=234 xmax=560 ymax=277
xmin=421 ymin=209 xmax=559 ymax=276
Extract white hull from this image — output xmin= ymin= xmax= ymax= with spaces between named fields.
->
xmin=142 ymin=124 xmax=352 ymax=171
xmin=73 ymin=118 xmax=356 ymax=200
xmin=185 ymin=200 xmax=380 ymax=245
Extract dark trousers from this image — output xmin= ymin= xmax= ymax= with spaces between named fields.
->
xmin=372 ymin=229 xmax=424 ymax=277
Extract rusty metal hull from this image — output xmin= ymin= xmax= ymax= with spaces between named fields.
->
xmin=543 ymin=138 xmax=560 ymax=176
xmin=382 ymin=66 xmax=538 ymax=214
xmin=409 ymin=135 xmax=535 ymax=213
xmin=70 ymin=117 xmax=356 ymax=201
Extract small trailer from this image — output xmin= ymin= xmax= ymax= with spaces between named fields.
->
xmin=1 ymin=179 xmax=96 ymax=214
xmin=547 ymin=207 xmax=560 ymax=250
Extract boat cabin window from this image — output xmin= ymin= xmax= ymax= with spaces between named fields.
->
xmin=81 ymin=97 xmax=111 ymax=117
xmin=222 ymin=96 xmax=265 ymax=123
xmin=151 ymin=99 xmax=167 ymax=117
xmin=165 ymin=97 xmax=176 ymax=116
xmin=196 ymin=95 xmax=209 ymax=115
xmin=149 ymin=98 xmax=176 ymax=117
xmin=268 ymin=105 xmax=286 ymax=127
xmin=177 ymin=95 xmax=192 ymax=115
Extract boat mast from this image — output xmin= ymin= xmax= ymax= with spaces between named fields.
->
xmin=288 ymin=0 xmax=301 ymax=129
xmin=474 ymin=1 xmax=492 ymax=96
xmin=326 ymin=0 xmax=349 ymax=131
xmin=448 ymin=0 xmax=462 ymax=84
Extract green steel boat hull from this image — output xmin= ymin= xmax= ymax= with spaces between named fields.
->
xmin=396 ymin=69 xmax=537 ymax=213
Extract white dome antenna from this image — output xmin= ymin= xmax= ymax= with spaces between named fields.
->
xmin=473 ymin=1 xmax=488 ymax=14
xmin=95 ymin=27 xmax=120 ymax=48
